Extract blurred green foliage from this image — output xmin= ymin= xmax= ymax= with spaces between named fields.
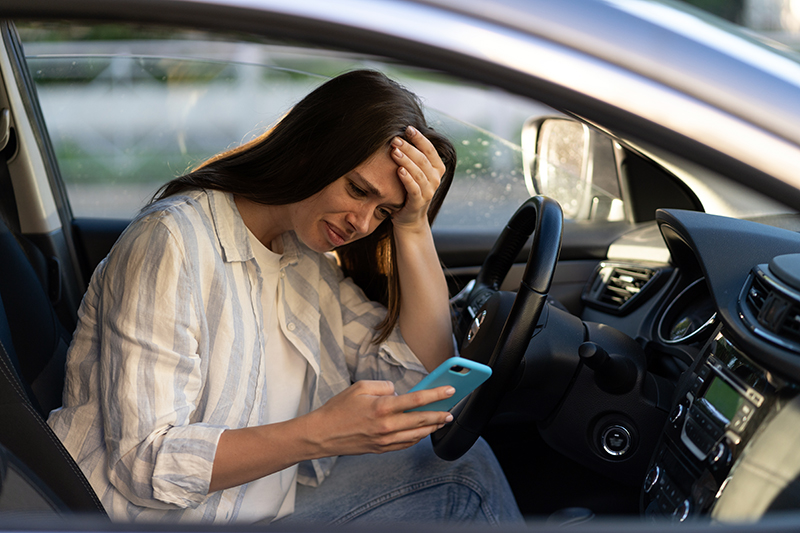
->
xmin=677 ymin=0 xmax=745 ymax=23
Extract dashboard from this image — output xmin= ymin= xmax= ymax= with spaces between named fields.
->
xmin=575 ymin=208 xmax=800 ymax=522
xmin=643 ymin=326 xmax=777 ymax=520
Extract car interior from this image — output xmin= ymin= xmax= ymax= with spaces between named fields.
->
xmin=1 ymin=11 xmax=800 ymax=529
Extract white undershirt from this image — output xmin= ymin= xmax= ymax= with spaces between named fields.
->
xmin=238 ymin=231 xmax=309 ymax=523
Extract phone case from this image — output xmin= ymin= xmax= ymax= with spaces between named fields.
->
xmin=406 ymin=357 xmax=492 ymax=412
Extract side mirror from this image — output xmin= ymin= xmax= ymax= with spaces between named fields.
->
xmin=522 ymin=117 xmax=626 ymax=221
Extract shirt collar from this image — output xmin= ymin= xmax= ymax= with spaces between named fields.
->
xmin=207 ymin=189 xmax=252 ymax=263
xmin=278 ymin=231 xmax=302 ymax=269
xmin=207 ymin=189 xmax=300 ymax=267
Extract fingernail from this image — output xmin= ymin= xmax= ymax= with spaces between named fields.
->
xmin=393 ymin=147 xmax=403 ymax=158
xmin=391 ymin=137 xmax=402 ymax=147
xmin=445 ymin=414 xmax=454 ymax=422
xmin=406 ymin=125 xmax=417 ymax=137
xmin=398 ymin=167 xmax=407 ymax=177
xmin=445 ymin=386 xmax=455 ymax=396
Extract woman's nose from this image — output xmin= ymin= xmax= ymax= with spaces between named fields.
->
xmin=347 ymin=206 xmax=372 ymax=235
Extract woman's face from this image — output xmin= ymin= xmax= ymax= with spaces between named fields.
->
xmin=289 ymin=147 xmax=406 ymax=253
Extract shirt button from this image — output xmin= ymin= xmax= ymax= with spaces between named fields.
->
xmin=280 ymin=271 xmax=285 ymax=278
xmin=287 ymin=322 xmax=296 ymax=331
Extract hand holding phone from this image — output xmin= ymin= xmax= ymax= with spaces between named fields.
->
xmin=406 ymin=357 xmax=492 ymax=412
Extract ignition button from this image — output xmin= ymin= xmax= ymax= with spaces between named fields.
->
xmin=601 ymin=425 xmax=632 ymax=457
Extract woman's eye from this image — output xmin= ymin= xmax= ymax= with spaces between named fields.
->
xmin=349 ymin=182 xmax=367 ymax=197
xmin=377 ymin=208 xmax=392 ymax=220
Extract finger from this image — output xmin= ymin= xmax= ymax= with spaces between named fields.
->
xmin=392 ymin=152 xmax=436 ymax=211
xmin=382 ymin=424 xmax=446 ymax=447
xmin=369 ymin=400 xmax=452 ymax=436
xmin=401 ymin=411 xmax=454 ymax=429
xmin=370 ymin=388 xmax=452 ymax=419
xmin=391 ymin=142 xmax=428 ymax=189
xmin=395 ymin=385 xmax=456 ymax=411
xmin=401 ymin=405 xmax=454 ymax=425
xmin=391 ymin=136 xmax=439 ymax=189
xmin=405 ymin=125 xmax=446 ymax=177
xmin=396 ymin=166 xmax=423 ymax=203
xmin=373 ymin=386 xmax=453 ymax=417
xmin=373 ymin=409 xmax=452 ymax=436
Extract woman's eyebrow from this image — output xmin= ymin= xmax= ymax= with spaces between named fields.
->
xmin=351 ymin=172 xmax=406 ymax=209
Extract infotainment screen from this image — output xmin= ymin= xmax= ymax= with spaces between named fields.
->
xmin=702 ymin=375 xmax=745 ymax=422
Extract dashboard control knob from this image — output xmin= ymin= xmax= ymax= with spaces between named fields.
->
xmin=710 ymin=441 xmax=732 ymax=467
xmin=669 ymin=404 xmax=685 ymax=425
xmin=644 ymin=465 xmax=661 ymax=493
xmin=673 ymin=499 xmax=691 ymax=522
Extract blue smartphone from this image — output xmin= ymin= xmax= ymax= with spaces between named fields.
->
xmin=406 ymin=357 xmax=492 ymax=412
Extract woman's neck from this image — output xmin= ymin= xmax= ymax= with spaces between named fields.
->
xmin=233 ymin=196 xmax=288 ymax=253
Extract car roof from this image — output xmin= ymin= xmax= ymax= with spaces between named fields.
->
xmin=427 ymin=0 xmax=800 ymax=143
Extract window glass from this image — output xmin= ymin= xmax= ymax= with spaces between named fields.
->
xmin=18 ymin=23 xmax=596 ymax=230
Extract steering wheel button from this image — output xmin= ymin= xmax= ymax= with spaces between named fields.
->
xmin=669 ymin=403 xmax=685 ymax=424
xmin=466 ymin=309 xmax=487 ymax=343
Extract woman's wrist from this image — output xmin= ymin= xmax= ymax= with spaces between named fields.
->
xmin=392 ymin=218 xmax=433 ymax=241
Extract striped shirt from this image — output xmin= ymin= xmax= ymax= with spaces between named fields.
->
xmin=48 ymin=189 xmax=428 ymax=523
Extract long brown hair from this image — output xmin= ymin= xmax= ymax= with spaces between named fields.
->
xmin=154 ymin=70 xmax=455 ymax=342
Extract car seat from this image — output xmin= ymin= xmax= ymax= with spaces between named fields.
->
xmin=0 ymin=214 xmax=106 ymax=514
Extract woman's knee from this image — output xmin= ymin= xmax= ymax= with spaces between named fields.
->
xmin=444 ymin=438 xmax=507 ymax=484
xmin=441 ymin=438 xmax=523 ymax=523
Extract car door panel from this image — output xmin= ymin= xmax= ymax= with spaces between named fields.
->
xmin=71 ymin=218 xmax=129 ymax=283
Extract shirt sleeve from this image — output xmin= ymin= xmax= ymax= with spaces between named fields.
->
xmin=96 ymin=212 xmax=225 ymax=509
xmin=335 ymin=270 xmax=429 ymax=394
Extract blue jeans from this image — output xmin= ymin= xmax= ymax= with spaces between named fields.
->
xmin=271 ymin=437 xmax=524 ymax=526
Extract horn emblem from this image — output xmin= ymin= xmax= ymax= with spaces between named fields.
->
xmin=466 ymin=310 xmax=487 ymax=344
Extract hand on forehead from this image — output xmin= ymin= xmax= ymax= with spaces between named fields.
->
xmin=388 ymin=126 xmax=446 ymax=229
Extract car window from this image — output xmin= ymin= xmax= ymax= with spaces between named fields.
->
xmin=17 ymin=22 xmax=623 ymax=231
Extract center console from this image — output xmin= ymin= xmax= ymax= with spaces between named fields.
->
xmin=642 ymin=325 xmax=776 ymax=521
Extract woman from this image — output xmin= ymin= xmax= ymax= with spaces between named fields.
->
xmin=49 ymin=70 xmax=522 ymax=524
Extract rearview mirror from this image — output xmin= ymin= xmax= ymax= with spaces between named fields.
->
xmin=522 ymin=117 xmax=625 ymax=221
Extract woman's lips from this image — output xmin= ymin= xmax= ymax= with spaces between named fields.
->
xmin=325 ymin=222 xmax=347 ymax=247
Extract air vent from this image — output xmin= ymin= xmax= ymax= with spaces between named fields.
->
xmin=746 ymin=274 xmax=769 ymax=314
xmin=583 ymin=263 xmax=667 ymax=315
xmin=780 ymin=307 xmax=800 ymax=345
xmin=740 ymin=266 xmax=800 ymax=354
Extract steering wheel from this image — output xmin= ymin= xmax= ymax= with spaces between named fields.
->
xmin=431 ymin=195 xmax=563 ymax=460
